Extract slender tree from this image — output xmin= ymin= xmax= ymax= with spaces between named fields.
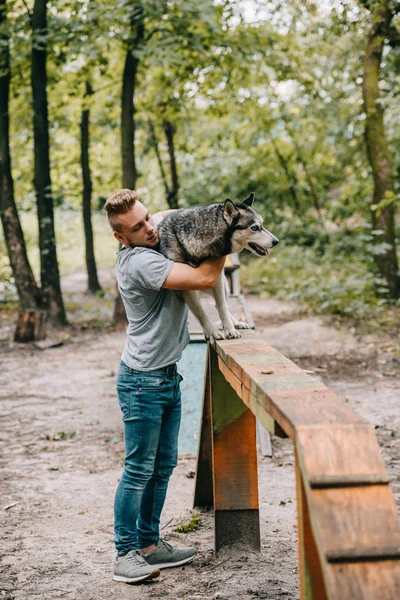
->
xmin=0 ymin=0 xmax=42 ymax=310
xmin=362 ymin=0 xmax=399 ymax=297
xmin=80 ymin=79 xmax=101 ymax=293
xmin=113 ymin=5 xmax=145 ymax=324
xmin=163 ymin=119 xmax=179 ymax=209
xmin=121 ymin=5 xmax=144 ymax=189
xmin=31 ymin=0 xmax=66 ymax=322
xmin=148 ymin=119 xmax=171 ymax=200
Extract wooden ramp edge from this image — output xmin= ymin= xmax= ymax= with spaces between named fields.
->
xmin=194 ymin=333 xmax=400 ymax=600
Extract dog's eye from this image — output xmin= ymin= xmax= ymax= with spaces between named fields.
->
xmin=251 ymin=225 xmax=259 ymax=232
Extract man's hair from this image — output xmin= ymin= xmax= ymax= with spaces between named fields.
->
xmin=104 ymin=189 xmax=138 ymax=232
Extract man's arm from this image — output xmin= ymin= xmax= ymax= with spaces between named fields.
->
xmin=163 ymin=256 xmax=226 ymax=290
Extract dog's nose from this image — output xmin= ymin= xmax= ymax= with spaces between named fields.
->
xmin=272 ymin=237 xmax=279 ymax=247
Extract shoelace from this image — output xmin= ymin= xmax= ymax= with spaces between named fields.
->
xmin=159 ymin=538 xmax=174 ymax=553
xmin=124 ymin=550 xmax=146 ymax=565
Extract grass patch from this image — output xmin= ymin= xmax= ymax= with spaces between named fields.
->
xmin=173 ymin=513 xmax=201 ymax=533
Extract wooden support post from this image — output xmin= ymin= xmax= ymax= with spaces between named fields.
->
xmin=295 ymin=451 xmax=328 ymax=600
xmin=210 ymin=345 xmax=260 ymax=554
xmin=194 ymin=347 xmax=214 ymax=509
xmin=257 ymin=419 xmax=272 ymax=457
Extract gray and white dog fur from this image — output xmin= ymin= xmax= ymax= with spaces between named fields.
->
xmin=157 ymin=193 xmax=279 ymax=342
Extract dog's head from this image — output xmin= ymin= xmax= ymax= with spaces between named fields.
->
xmin=223 ymin=193 xmax=279 ymax=256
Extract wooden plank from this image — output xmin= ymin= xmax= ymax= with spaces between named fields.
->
xmin=254 ymin=388 xmax=365 ymax=439
xmin=194 ymin=346 xmax=214 ymax=509
xmin=308 ymin=486 xmax=400 ymax=557
xmin=218 ymin=357 xmax=287 ymax=437
xmin=212 ymin=409 xmax=259 ymax=511
xmin=210 ymin=346 xmax=260 ymax=552
xmin=296 ymin=424 xmax=386 ymax=480
xmin=296 ymin=453 xmax=329 ymax=600
xmin=326 ymin=560 xmax=400 ymax=600
xmin=214 ymin=338 xmax=366 ymax=440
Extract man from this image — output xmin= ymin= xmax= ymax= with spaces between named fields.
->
xmin=105 ymin=189 xmax=225 ymax=584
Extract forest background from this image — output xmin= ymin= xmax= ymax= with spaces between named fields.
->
xmin=1 ymin=0 xmax=400 ymax=335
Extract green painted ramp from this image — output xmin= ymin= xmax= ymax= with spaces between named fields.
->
xmin=177 ymin=342 xmax=207 ymax=454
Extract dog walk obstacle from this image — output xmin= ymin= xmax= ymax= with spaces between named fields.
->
xmin=194 ymin=333 xmax=400 ymax=599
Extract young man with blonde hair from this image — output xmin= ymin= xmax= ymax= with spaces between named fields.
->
xmin=105 ymin=189 xmax=225 ymax=584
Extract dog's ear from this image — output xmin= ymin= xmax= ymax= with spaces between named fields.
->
xmin=242 ymin=192 xmax=255 ymax=207
xmin=223 ymin=199 xmax=239 ymax=225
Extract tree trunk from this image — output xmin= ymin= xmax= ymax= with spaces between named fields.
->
xmin=81 ymin=80 xmax=101 ymax=293
xmin=0 ymin=0 xmax=42 ymax=310
xmin=362 ymin=0 xmax=399 ymax=298
xmin=14 ymin=309 xmax=47 ymax=343
xmin=163 ymin=120 xmax=179 ymax=209
xmin=114 ymin=10 xmax=144 ymax=324
xmin=121 ymin=14 xmax=144 ymax=190
xmin=32 ymin=0 xmax=66 ymax=323
xmin=148 ymin=119 xmax=170 ymax=200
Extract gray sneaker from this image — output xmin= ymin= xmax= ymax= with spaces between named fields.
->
xmin=113 ymin=550 xmax=160 ymax=583
xmin=141 ymin=538 xmax=197 ymax=570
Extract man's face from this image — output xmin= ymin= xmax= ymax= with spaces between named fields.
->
xmin=113 ymin=201 xmax=159 ymax=248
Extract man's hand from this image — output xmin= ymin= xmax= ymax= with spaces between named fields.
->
xmin=163 ymin=256 xmax=226 ymax=291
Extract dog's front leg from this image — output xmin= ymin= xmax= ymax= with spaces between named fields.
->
xmin=212 ymin=274 xmax=241 ymax=339
xmin=183 ymin=290 xmax=225 ymax=343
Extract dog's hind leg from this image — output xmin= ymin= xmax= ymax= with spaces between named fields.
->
xmin=222 ymin=277 xmax=250 ymax=330
xmin=230 ymin=315 xmax=251 ymax=330
xmin=211 ymin=274 xmax=241 ymax=339
xmin=183 ymin=290 xmax=225 ymax=343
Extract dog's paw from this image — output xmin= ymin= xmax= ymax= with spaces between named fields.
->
xmin=223 ymin=328 xmax=241 ymax=339
xmin=204 ymin=327 xmax=225 ymax=344
xmin=234 ymin=320 xmax=250 ymax=330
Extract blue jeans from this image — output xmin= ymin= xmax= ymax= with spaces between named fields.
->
xmin=114 ymin=361 xmax=182 ymax=556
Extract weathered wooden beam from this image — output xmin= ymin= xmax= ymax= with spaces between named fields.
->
xmin=296 ymin=453 xmax=329 ymax=600
xmin=326 ymin=559 xmax=400 ymax=599
xmin=210 ymin=346 xmax=260 ymax=554
xmin=207 ymin=336 xmax=400 ymax=597
xmin=296 ymin=424 xmax=387 ymax=482
xmin=214 ymin=335 xmax=365 ymax=439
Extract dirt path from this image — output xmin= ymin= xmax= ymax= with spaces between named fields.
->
xmin=1 ymin=272 xmax=399 ymax=600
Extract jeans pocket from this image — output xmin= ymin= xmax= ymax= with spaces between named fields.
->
xmin=117 ymin=383 xmax=141 ymax=421
xmin=138 ymin=375 xmax=167 ymax=391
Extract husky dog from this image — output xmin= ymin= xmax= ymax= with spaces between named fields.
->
xmin=157 ymin=193 xmax=279 ymax=342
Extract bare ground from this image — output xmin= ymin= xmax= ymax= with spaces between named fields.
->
xmin=1 ymin=270 xmax=399 ymax=600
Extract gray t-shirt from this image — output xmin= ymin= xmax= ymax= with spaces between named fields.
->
xmin=116 ymin=246 xmax=190 ymax=371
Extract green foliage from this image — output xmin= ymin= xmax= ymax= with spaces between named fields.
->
xmin=241 ymin=225 xmax=396 ymax=318
xmin=173 ymin=512 xmax=201 ymax=533
xmin=1 ymin=0 xmax=400 ymax=315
